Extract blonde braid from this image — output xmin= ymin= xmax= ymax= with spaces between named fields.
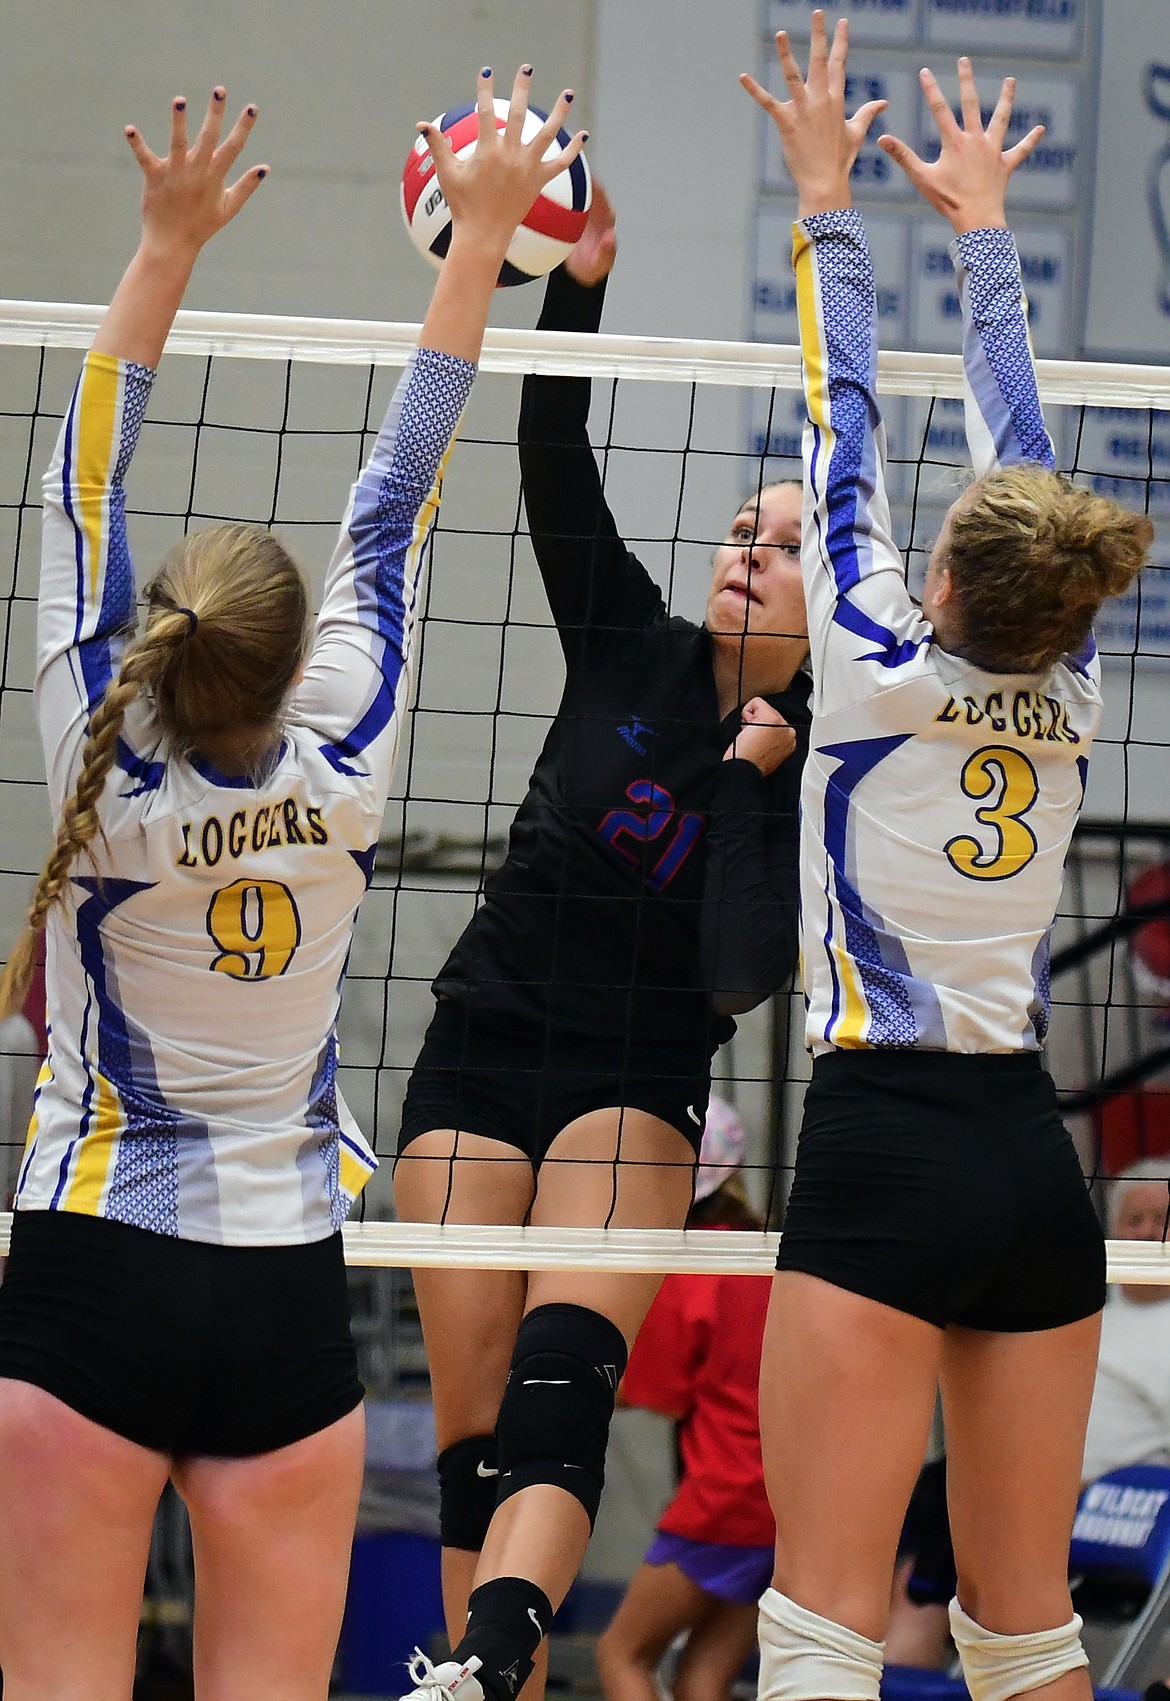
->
xmin=0 ymin=612 xmax=190 ymax=1020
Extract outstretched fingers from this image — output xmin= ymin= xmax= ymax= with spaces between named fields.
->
xmin=1004 ymin=122 xmax=1045 ymax=171
xmin=530 ymin=88 xmax=579 ymax=165
xmin=476 ymin=64 xmax=497 ymax=148
xmin=213 ymin=101 xmax=259 ymax=174
xmin=739 ymin=71 xmax=782 ymax=120
xmin=920 ymin=67 xmax=961 ymax=141
xmin=221 ymin=160 xmax=270 ymax=221
xmin=192 ymin=86 xmax=229 ymax=158
xmin=168 ymin=95 xmax=189 ymax=159
xmin=774 ymin=29 xmax=809 ymax=103
xmin=124 ymin=123 xmax=162 ymax=176
xmin=987 ymin=75 xmax=1017 ymax=146
xmin=957 ymin=56 xmax=982 ymax=132
xmin=875 ymin=130 xmax=928 ymax=190
xmin=505 ymin=63 xmax=533 ymax=144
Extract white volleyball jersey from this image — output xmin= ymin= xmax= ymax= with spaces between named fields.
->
xmin=16 ymin=343 xmax=475 ymax=1244
xmin=795 ymin=212 xmax=1101 ymax=1055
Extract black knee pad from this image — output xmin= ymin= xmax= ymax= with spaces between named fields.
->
xmin=495 ymin=1303 xmax=628 ymax=1530
xmin=437 ymin=1433 xmax=500 ymax=1552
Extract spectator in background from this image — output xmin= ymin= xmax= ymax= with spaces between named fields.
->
xmin=596 ymin=1099 xmax=773 ymax=1701
xmin=887 ymin=1158 xmax=1170 ymax=1672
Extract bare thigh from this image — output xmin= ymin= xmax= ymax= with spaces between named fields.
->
xmin=394 ymin=1130 xmax=536 ymax=1448
xmin=941 ymin=1312 xmax=1102 ymax=1632
xmin=0 ymin=1378 xmax=170 ymax=1701
xmin=171 ymin=1403 xmax=365 ymax=1701
xmin=525 ymin=1108 xmax=697 ymax=1338
xmin=759 ymin=1272 xmax=943 ymax=1640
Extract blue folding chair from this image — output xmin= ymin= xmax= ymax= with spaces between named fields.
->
xmin=1069 ymin=1462 xmax=1170 ymax=1690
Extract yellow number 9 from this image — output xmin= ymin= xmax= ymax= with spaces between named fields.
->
xmin=206 ymin=879 xmax=302 ymax=979
xmin=944 ymin=746 xmax=1040 ymax=882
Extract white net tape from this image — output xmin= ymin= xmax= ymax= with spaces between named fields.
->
xmin=0 ymin=1214 xmax=1158 ymax=1281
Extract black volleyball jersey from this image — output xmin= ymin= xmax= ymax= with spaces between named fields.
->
xmin=433 ymin=268 xmax=810 ymax=1056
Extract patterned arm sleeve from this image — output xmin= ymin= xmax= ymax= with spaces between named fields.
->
xmin=37 ymin=352 xmax=156 ymax=814
xmin=794 ymin=210 xmax=931 ymax=706
xmin=952 ymin=227 xmax=1055 ymax=477
xmin=294 ymin=346 xmax=476 ymax=799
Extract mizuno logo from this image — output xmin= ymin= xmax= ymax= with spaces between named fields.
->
xmin=686 ymin=1104 xmax=703 ymax=1126
xmin=528 ymin=1608 xmax=544 ymax=1633
xmin=476 ymin=1460 xmax=499 ymax=1478
xmin=617 ymin=719 xmax=655 ymax=756
xmin=523 ymin=1378 xmax=570 ymax=1385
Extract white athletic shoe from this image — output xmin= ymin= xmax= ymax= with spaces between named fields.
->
xmin=400 ymin=1648 xmax=487 ymax=1701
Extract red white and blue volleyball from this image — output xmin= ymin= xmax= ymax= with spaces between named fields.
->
xmin=401 ymin=98 xmax=592 ymax=287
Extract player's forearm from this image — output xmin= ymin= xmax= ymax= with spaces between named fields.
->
xmin=954 ymin=228 xmax=1054 ymax=473
xmin=91 ymin=239 xmax=200 ymax=369
xmin=419 ymin=229 xmax=509 ymax=365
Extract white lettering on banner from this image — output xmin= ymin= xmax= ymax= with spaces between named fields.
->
xmin=924 ymin=0 xmax=1081 ymax=53
xmin=767 ymin=0 xmax=918 ymax=45
xmin=1073 ymin=1482 xmax=1170 ymax=1548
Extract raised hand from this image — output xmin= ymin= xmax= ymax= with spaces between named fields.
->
xmin=877 ymin=59 xmax=1044 ymax=233
xmin=565 ymin=178 xmax=617 ymax=289
xmin=724 ymin=698 xmax=796 ymax=776
xmin=94 ymin=87 xmax=266 ymax=369
xmin=740 ymin=11 xmax=886 ymax=217
xmin=125 ymin=87 xmax=268 ymax=260
xmin=419 ymin=65 xmax=586 ymax=264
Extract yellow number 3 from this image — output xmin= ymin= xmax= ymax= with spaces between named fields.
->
xmin=944 ymin=746 xmax=1040 ymax=882
xmin=206 ymin=879 xmax=302 ymax=979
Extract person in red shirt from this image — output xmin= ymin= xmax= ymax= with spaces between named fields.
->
xmin=596 ymin=1099 xmax=773 ymax=1701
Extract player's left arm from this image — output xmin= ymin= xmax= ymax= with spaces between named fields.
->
xmin=877 ymin=57 xmax=1051 ymax=475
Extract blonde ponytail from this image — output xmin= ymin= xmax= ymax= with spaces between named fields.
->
xmin=0 ymin=522 xmax=309 ymax=1020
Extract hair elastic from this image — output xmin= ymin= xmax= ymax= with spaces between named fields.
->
xmin=177 ymin=607 xmax=199 ymax=635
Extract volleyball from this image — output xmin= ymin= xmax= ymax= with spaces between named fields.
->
xmin=401 ymin=98 xmax=592 ymax=287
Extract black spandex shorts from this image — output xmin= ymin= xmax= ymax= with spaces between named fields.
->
xmin=398 ymin=998 xmax=711 ymax=1166
xmin=777 ymin=1049 xmax=1106 ymax=1332
xmin=0 ymin=1210 xmax=364 ymax=1456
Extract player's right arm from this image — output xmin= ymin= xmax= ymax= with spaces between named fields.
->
xmin=742 ymin=15 xmax=917 ymax=702
xmin=519 ymin=182 xmax=667 ymax=668
xmin=296 ymin=68 xmax=586 ymax=793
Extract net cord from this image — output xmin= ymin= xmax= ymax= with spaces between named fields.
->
xmin=0 ymin=1214 xmax=1158 ymax=1281
xmin=1 ymin=299 xmax=1168 ymax=406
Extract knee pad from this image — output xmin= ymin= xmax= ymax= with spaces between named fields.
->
xmin=494 ymin=1303 xmax=627 ymax=1530
xmin=758 ymin=1588 xmax=884 ymax=1701
xmin=949 ymin=1599 xmax=1088 ymax=1701
xmin=437 ymin=1434 xmax=500 ymax=1552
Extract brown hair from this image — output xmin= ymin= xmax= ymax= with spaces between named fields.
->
xmin=944 ymin=466 xmax=1154 ymax=673
xmin=0 ymin=523 xmax=309 ymax=1019
xmin=686 ymin=1172 xmax=765 ymax=1231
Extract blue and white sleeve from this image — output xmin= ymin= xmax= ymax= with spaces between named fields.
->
xmin=294 ymin=346 xmax=477 ymax=801
xmin=36 ymin=352 xmax=155 ymax=814
xmin=953 ymin=227 xmax=1055 ymax=476
xmin=794 ymin=209 xmax=931 ymax=708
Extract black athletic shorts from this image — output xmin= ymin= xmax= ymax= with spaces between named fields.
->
xmin=0 ymin=1210 xmax=364 ymax=1456
xmin=398 ymin=998 xmax=711 ymax=1166
xmin=777 ymin=1049 xmax=1106 ymax=1332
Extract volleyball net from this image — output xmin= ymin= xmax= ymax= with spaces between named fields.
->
xmin=0 ymin=299 xmax=1167 ymax=1276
